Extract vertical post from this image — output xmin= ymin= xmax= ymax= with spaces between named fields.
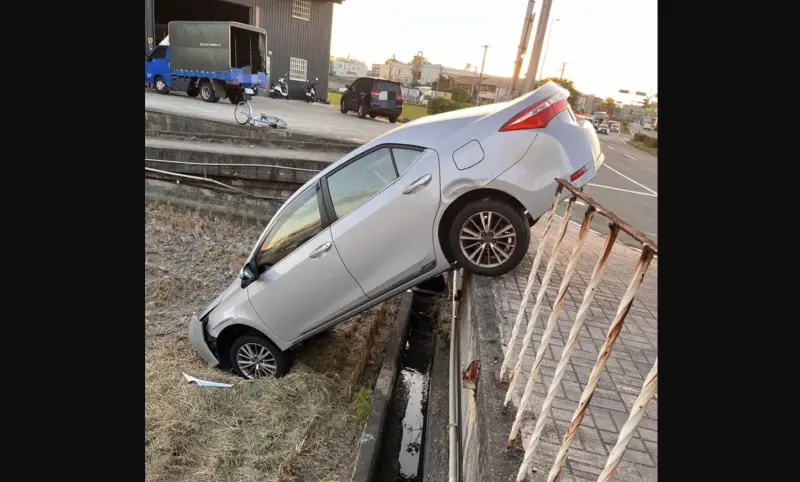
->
xmin=509 ymin=225 xmax=618 ymax=476
xmin=503 ymin=197 xmax=576 ymax=409
xmin=559 ymin=61 xmax=566 ymax=80
xmin=523 ymin=0 xmax=554 ymax=93
xmin=546 ymin=247 xmax=656 ymax=482
xmin=511 ymin=1 xmax=536 ymax=96
xmin=499 ymin=186 xmax=563 ymax=380
xmin=597 ymin=360 xmax=658 ymax=482
xmin=506 ymin=206 xmax=595 ymax=449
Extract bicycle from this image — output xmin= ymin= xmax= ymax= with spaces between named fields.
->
xmin=234 ymin=100 xmax=288 ymax=129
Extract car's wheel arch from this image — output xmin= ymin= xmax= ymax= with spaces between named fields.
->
xmin=214 ymin=323 xmax=285 ymax=369
xmin=436 ymin=188 xmax=528 ymax=264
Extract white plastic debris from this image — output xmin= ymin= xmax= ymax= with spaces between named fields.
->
xmin=182 ymin=372 xmax=233 ymax=388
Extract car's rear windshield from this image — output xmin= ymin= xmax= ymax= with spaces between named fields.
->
xmin=376 ymin=81 xmax=401 ymax=92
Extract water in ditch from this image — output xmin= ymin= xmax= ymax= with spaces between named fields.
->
xmin=376 ymin=293 xmax=437 ymax=482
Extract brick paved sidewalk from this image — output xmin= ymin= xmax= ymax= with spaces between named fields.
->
xmin=491 ymin=216 xmax=658 ymax=482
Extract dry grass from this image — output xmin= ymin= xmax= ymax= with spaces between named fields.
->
xmin=145 ymin=202 xmax=399 ymax=482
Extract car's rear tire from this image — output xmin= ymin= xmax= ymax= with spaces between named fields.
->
xmin=358 ymin=103 xmax=367 ymax=118
xmin=388 ymin=116 xmax=397 ymax=123
xmin=448 ymin=200 xmax=530 ymax=277
xmin=369 ymin=113 xmax=376 ymax=118
xmin=229 ymin=334 xmax=290 ymax=379
xmin=199 ymin=81 xmax=217 ymax=103
xmin=340 ymin=100 xmax=347 ymax=113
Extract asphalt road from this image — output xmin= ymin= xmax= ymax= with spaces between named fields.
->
xmin=629 ymin=122 xmax=657 ymax=138
xmin=556 ymin=129 xmax=658 ymax=247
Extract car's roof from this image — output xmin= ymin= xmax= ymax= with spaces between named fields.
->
xmin=356 ymin=76 xmax=401 ymax=84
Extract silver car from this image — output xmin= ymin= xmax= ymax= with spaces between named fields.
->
xmin=189 ymin=81 xmax=604 ymax=379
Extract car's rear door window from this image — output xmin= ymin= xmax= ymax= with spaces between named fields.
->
xmin=328 ymin=148 xmax=398 ymax=219
xmin=391 ymin=148 xmax=423 ymax=176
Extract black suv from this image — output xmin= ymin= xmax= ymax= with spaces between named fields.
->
xmin=340 ymin=77 xmax=404 ymax=123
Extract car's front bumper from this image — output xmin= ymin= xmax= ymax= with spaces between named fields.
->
xmin=189 ymin=316 xmax=220 ymax=367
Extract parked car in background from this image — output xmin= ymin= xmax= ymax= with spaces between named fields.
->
xmin=598 ymin=123 xmax=609 ymax=135
xmin=190 ymin=82 xmax=605 ymax=379
xmin=643 ymin=123 xmax=652 ymax=130
xmin=610 ymin=123 xmax=620 ymax=133
xmin=340 ymin=77 xmax=404 ymax=123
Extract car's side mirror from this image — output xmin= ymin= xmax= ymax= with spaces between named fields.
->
xmin=345 ymin=84 xmax=351 ymax=89
xmin=239 ymin=265 xmax=256 ymax=281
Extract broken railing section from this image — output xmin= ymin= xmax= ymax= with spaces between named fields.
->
xmin=499 ymin=179 xmax=658 ymax=482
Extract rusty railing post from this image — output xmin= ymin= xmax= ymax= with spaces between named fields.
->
xmin=509 ymin=225 xmax=618 ymax=472
xmin=506 ymin=206 xmax=596 ymax=450
xmin=499 ymin=185 xmax=563 ymax=381
xmin=597 ymin=359 xmax=658 ymax=482
xmin=502 ymin=196 xmax=576 ymax=408
xmin=546 ymin=247 xmax=656 ymax=482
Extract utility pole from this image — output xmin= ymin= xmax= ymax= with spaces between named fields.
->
xmin=510 ymin=1 xmax=536 ymax=97
xmin=476 ymin=44 xmax=490 ymax=104
xmin=523 ymin=0 xmax=554 ymax=93
xmin=539 ymin=17 xmax=559 ymax=80
xmin=559 ymin=61 xmax=567 ymax=80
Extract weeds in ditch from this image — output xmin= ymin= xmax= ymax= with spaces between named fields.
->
xmin=352 ymin=387 xmax=373 ymax=423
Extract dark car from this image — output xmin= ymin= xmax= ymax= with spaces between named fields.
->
xmin=340 ymin=77 xmax=404 ymax=123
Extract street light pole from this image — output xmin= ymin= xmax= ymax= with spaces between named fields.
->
xmin=539 ymin=17 xmax=560 ymax=80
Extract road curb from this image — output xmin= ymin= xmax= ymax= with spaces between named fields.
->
xmin=350 ymin=291 xmax=414 ymax=482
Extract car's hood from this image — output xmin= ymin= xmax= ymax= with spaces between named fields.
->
xmin=198 ymin=278 xmax=241 ymax=320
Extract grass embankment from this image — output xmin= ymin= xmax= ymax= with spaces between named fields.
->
xmin=327 ymin=91 xmax=428 ymax=123
xmin=625 ymin=140 xmax=658 ymax=157
xmin=145 ymin=202 xmax=399 ymax=482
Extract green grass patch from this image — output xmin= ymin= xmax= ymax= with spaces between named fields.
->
xmin=352 ymin=387 xmax=373 ymax=423
xmin=625 ymin=140 xmax=658 ymax=157
xmin=326 ymin=91 xmax=427 ymax=123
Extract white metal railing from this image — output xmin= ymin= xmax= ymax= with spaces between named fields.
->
xmin=502 ymin=179 xmax=658 ymax=482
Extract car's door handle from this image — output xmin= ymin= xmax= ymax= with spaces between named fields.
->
xmin=309 ymin=242 xmax=333 ymax=259
xmin=402 ymin=173 xmax=432 ymax=195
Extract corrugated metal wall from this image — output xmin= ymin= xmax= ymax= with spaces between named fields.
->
xmin=262 ymin=0 xmax=333 ymax=101
xmin=145 ymin=0 xmax=334 ymax=101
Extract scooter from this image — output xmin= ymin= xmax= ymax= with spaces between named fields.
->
xmin=269 ymin=74 xmax=289 ymax=100
xmin=304 ymin=78 xmax=319 ymax=103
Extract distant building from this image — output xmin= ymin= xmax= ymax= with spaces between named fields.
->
xmin=330 ymin=57 xmax=369 ymax=78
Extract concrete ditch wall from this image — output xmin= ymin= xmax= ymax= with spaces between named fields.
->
xmin=456 ymin=272 xmax=520 ymax=482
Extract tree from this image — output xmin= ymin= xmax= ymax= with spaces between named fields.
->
xmin=535 ymin=77 xmax=581 ymax=110
xmin=431 ymin=75 xmax=453 ymax=92
xmin=600 ymin=97 xmax=616 ymax=117
xmin=449 ymin=87 xmax=470 ymax=103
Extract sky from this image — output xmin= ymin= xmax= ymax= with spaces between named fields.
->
xmin=330 ymin=0 xmax=657 ymax=101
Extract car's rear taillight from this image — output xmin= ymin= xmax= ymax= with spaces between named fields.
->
xmin=499 ymin=93 xmax=569 ymax=132
xmin=397 ymin=92 xmax=404 ymax=101
xmin=570 ymin=166 xmax=586 ymax=182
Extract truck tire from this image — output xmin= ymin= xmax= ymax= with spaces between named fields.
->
xmin=229 ymin=95 xmax=243 ymax=104
xmin=186 ymin=87 xmax=199 ymax=97
xmin=199 ymin=81 xmax=217 ymax=103
xmin=155 ymin=76 xmax=169 ymax=95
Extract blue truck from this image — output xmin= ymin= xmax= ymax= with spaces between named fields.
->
xmin=145 ymin=21 xmax=268 ymax=104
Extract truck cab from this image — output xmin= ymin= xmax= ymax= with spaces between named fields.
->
xmin=145 ymin=45 xmax=171 ymax=92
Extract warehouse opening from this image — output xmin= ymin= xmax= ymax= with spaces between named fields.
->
xmin=154 ymin=0 xmax=251 ymax=44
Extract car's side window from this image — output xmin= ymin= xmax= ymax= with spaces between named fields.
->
xmin=391 ymin=148 xmax=423 ymax=176
xmin=351 ymin=79 xmax=362 ymax=93
xmin=256 ymin=185 xmax=323 ymax=269
xmin=328 ymin=148 xmax=398 ymax=219
xmin=151 ymin=46 xmax=167 ymax=60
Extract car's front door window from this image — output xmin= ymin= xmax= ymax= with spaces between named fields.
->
xmin=327 ymin=148 xmax=398 ymax=219
xmin=256 ymin=185 xmax=323 ymax=269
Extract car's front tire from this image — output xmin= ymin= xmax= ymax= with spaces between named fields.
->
xmin=229 ymin=334 xmax=290 ymax=379
xmin=340 ymin=100 xmax=347 ymax=113
xmin=448 ymin=200 xmax=530 ymax=277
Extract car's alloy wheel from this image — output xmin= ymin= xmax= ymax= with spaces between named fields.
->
xmin=236 ymin=343 xmax=277 ymax=379
xmin=448 ymin=199 xmax=530 ymax=277
xmin=459 ymin=211 xmax=516 ymax=268
xmin=229 ymin=334 xmax=289 ymax=379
